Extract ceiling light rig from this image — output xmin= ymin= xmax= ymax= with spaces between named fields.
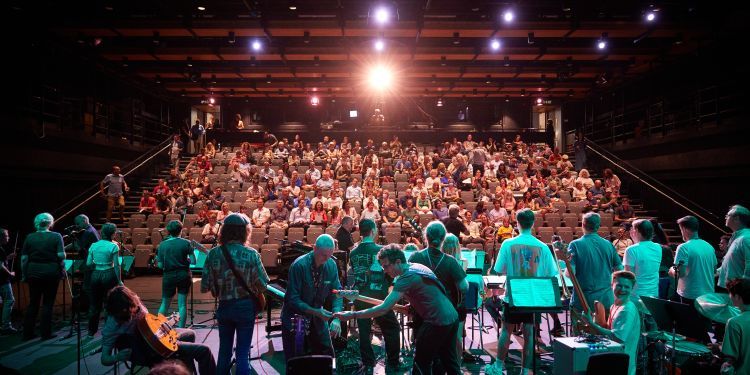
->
xmin=490 ymin=39 xmax=501 ymax=51
xmin=251 ymin=40 xmax=262 ymax=52
xmin=503 ymin=10 xmax=514 ymax=23
xmin=597 ymin=32 xmax=608 ymax=50
xmin=374 ymin=6 xmax=390 ymax=25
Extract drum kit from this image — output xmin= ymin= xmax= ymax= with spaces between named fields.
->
xmin=643 ymin=292 xmax=739 ymax=374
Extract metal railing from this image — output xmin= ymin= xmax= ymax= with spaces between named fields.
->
xmin=54 ymin=135 xmax=174 ymax=223
xmin=585 ymin=138 xmax=727 ymax=234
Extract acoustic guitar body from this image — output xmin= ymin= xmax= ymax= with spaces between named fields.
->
xmin=137 ymin=313 xmax=179 ymax=358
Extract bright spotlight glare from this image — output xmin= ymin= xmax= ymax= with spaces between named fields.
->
xmin=597 ymin=40 xmax=607 ymax=50
xmin=503 ymin=11 xmax=514 ymax=22
xmin=646 ymin=12 xmax=656 ymax=22
xmin=536 ymin=98 xmax=543 ymax=104
xmin=490 ymin=39 xmax=501 ymax=51
xmin=310 ymin=96 xmax=320 ymax=106
xmin=375 ymin=7 xmax=389 ymax=24
xmin=374 ymin=39 xmax=385 ymax=51
xmin=368 ymin=66 xmax=393 ymax=91
xmin=209 ymin=98 xmax=216 ymax=104
xmin=252 ymin=40 xmax=262 ymax=51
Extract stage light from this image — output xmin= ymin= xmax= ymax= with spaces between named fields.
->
xmin=368 ymin=65 xmax=393 ymax=91
xmin=311 ymin=96 xmax=320 ymax=106
xmin=209 ymin=97 xmax=215 ymax=104
xmin=374 ymin=39 xmax=385 ymax=52
xmin=490 ymin=39 xmax=501 ymax=51
xmin=597 ymin=33 xmax=608 ymax=50
xmin=646 ymin=12 xmax=656 ymax=22
xmin=503 ymin=10 xmax=514 ymax=23
xmin=536 ymin=97 xmax=543 ymax=106
xmin=374 ymin=7 xmax=389 ymax=24
xmin=349 ymin=110 xmax=358 ymax=118
xmin=251 ymin=40 xmax=262 ymax=52
xmin=437 ymin=98 xmax=443 ymax=107
xmin=197 ymin=6 xmax=206 ymax=11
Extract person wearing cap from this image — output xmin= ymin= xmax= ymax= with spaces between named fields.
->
xmin=201 ymin=214 xmax=268 ymax=375
xmin=281 ymin=234 xmax=343 ymax=362
xmin=156 ymin=220 xmax=196 ymax=329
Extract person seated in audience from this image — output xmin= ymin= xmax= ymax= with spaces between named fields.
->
xmin=196 ymin=155 xmax=213 ymax=173
xmin=310 ymin=201 xmax=328 ymax=227
xmin=415 ymin=191 xmax=432 ymax=214
xmin=428 ymin=181 xmax=443 ymax=201
xmin=341 ymin=200 xmax=358 ymax=222
xmin=273 ymin=169 xmax=288 ymax=187
xmin=316 ymin=171 xmax=334 ymax=191
xmin=139 ymin=190 xmax=157 ymax=214
xmin=381 ymin=199 xmax=403 ymax=230
xmin=572 ymin=181 xmax=587 ymax=201
xmin=310 ymin=189 xmax=328 ymax=211
xmin=289 ymin=199 xmax=311 ymax=228
xmin=264 ymin=180 xmax=278 ymax=202
xmin=583 ymin=190 xmax=599 ymax=212
xmin=346 ymin=177 xmax=363 ymax=202
xmin=362 ymin=194 xmax=379 ymax=212
xmin=612 ymin=223 xmax=634 ymax=258
xmin=259 ymin=161 xmax=275 ymax=181
xmin=603 ymin=168 xmax=621 ymax=195
xmin=251 ymin=198 xmax=270 ymax=229
xmin=401 ymin=199 xmax=418 ymax=229
xmin=379 ymin=163 xmax=394 ymax=183
xmin=153 ymin=179 xmax=170 ymax=196
xmin=293 ymin=191 xmax=310 ymax=209
xmin=155 ymin=194 xmax=172 ymax=215
xmin=461 ymin=211 xmax=485 ymax=245
xmin=208 ymin=187 xmax=225 ymax=211
xmin=328 ymin=189 xmax=343 ymax=210
xmin=216 ymin=202 xmax=232 ymax=222
xmin=201 ymin=214 xmax=220 ymax=244
xmin=335 ymin=160 xmax=351 ymax=183
xmin=229 ymin=164 xmax=244 ymax=186
xmin=576 ymin=168 xmax=594 ymax=190
xmin=360 ymin=200 xmax=381 ymax=223
xmin=514 ymin=171 xmax=531 ymax=193
xmin=443 ymin=183 xmax=460 ymax=203
xmin=590 ymin=179 xmax=605 ymax=198
xmin=599 ymin=189 xmax=619 ymax=212
xmin=561 ymin=170 xmax=576 ymax=191
xmin=614 ymin=197 xmax=636 ymax=223
xmin=246 ymin=179 xmax=265 ymax=201
xmin=269 ymin=200 xmax=290 ymax=230
xmin=289 ymin=170 xmax=303 ymax=189
xmin=328 ymin=206 xmax=343 ymax=227
xmin=204 ymin=141 xmax=216 ymax=159
xmin=487 ymin=199 xmax=508 ymax=225
xmin=174 ymin=189 xmax=194 ymax=215
xmin=432 ymin=199 xmax=449 ymax=221
xmin=287 ymin=149 xmax=301 ymax=167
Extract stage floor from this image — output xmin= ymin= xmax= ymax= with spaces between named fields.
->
xmin=0 ymin=275 xmax=562 ymax=375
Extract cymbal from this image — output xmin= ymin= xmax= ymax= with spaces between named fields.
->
xmin=694 ymin=293 xmax=741 ymax=324
xmin=644 ymin=331 xmax=685 ymax=341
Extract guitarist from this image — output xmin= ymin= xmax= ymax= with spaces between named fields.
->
xmin=0 ymin=228 xmax=16 ymax=334
xmin=200 ymin=214 xmax=268 ymax=375
xmin=156 ymin=220 xmax=197 ymax=328
xmin=348 ymin=218 xmax=401 ymax=371
xmin=281 ymin=234 xmax=343 ymax=362
xmin=100 ymin=285 xmax=216 ymax=374
xmin=564 ymin=212 xmax=623 ymax=329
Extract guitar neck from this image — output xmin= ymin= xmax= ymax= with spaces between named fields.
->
xmin=342 ymin=293 xmax=410 ymax=315
xmin=563 ymin=258 xmax=591 ymax=314
xmin=266 ymin=284 xmax=286 ymax=299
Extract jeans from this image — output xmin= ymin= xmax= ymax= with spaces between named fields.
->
xmin=89 ymin=268 xmax=119 ymax=334
xmin=173 ymin=328 xmax=217 ymax=375
xmin=216 ymin=298 xmax=256 ymax=375
xmin=412 ymin=320 xmax=461 ymax=375
xmin=23 ymin=275 xmax=59 ymax=338
xmin=356 ymin=310 xmax=400 ymax=366
xmin=0 ymin=283 xmax=14 ymax=328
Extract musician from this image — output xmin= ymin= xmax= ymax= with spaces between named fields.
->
xmin=721 ymin=278 xmax=750 ymax=375
xmin=670 ymin=216 xmax=717 ymax=304
xmin=69 ymin=214 xmax=100 ymax=310
xmin=580 ymin=271 xmax=641 ymax=375
xmin=100 ymin=286 xmax=216 ymax=374
xmin=487 ymin=209 xmax=558 ymax=375
xmin=348 ymin=219 xmax=401 ymax=370
xmin=566 ymin=213 xmax=623 ymax=319
xmin=86 ymin=223 xmax=123 ymax=336
xmin=0 ymin=228 xmax=16 ymax=334
xmin=157 ymin=220 xmax=197 ymax=329
xmin=335 ymin=245 xmax=461 ymax=375
xmin=280 ymin=234 xmax=343 ymax=362
xmin=717 ymin=205 xmax=750 ymax=289
xmin=200 ymin=214 xmax=268 ymax=375
xmin=21 ymin=213 xmax=65 ymax=340
xmin=623 ymin=219 xmax=661 ymax=300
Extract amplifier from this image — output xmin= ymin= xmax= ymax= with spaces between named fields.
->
xmin=552 ymin=336 xmax=624 ymax=375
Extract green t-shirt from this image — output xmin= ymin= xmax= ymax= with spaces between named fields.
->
xmin=393 ymin=263 xmax=458 ymax=326
xmin=349 ymin=241 xmax=387 ymax=301
xmin=408 ymin=248 xmax=466 ymax=308
xmin=157 ymin=237 xmax=193 ymax=272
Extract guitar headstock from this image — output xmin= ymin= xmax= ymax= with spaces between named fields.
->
xmin=334 ymin=289 xmax=360 ymax=301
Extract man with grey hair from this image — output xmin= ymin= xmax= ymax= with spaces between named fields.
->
xmin=281 ymin=234 xmax=343 ymax=362
xmin=442 ymin=204 xmax=469 ymax=239
xmin=69 ymin=214 xmax=100 ymax=311
xmin=718 ymin=204 xmax=750 ymax=289
xmin=565 ymin=212 xmax=623 ymax=323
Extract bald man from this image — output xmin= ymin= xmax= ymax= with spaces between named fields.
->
xmin=280 ymin=234 xmax=343 ymax=362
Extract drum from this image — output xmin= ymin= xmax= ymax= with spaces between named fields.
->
xmin=665 ymin=341 xmax=711 ymax=368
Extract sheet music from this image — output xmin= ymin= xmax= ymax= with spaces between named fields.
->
xmin=509 ymin=278 xmax=556 ymax=307
xmin=483 ymin=275 xmax=506 ymax=287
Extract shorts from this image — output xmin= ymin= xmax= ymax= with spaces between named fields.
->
xmin=501 ymin=300 xmax=535 ymax=324
xmin=162 ymin=269 xmax=192 ymax=298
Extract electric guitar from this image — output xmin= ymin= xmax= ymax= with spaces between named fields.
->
xmin=333 ymin=289 xmax=410 ymax=315
xmin=137 ymin=312 xmax=180 ymax=358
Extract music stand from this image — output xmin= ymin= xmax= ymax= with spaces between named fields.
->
xmin=640 ymin=296 xmax=707 ymax=342
xmin=506 ymin=276 xmax=563 ymax=374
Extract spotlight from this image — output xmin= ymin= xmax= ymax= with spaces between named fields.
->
xmin=597 ymin=33 xmax=608 ymax=50
xmin=368 ymin=65 xmax=393 ymax=91
xmin=251 ymin=40 xmax=262 ymax=52
xmin=374 ymin=7 xmax=389 ymax=24
xmin=503 ymin=10 xmax=514 ymax=23
xmin=374 ymin=39 xmax=385 ymax=52
xmin=536 ymin=97 xmax=543 ymax=106
xmin=310 ymin=96 xmax=320 ymax=106
xmin=490 ymin=39 xmax=501 ymax=51
xmin=646 ymin=12 xmax=656 ymax=22
xmin=209 ymin=97 xmax=215 ymax=104
xmin=437 ymin=98 xmax=443 ymax=107
xmin=197 ymin=6 xmax=206 ymax=11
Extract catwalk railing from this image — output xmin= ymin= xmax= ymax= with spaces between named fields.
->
xmin=53 ymin=135 xmax=174 ymax=224
xmin=584 ymin=137 xmax=727 ymax=235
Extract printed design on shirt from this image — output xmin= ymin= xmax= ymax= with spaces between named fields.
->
xmin=350 ymin=253 xmax=385 ymax=292
xmin=509 ymin=244 xmax=543 ymax=276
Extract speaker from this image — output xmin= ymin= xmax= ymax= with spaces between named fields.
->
xmin=286 ymin=355 xmax=333 ymax=375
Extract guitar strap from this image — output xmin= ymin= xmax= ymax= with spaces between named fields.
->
xmin=219 ymin=245 xmax=258 ymax=303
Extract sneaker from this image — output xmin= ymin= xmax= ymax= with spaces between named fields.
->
xmin=483 ymin=361 xmax=504 ymax=375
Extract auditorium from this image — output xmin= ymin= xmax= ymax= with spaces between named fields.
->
xmin=1 ymin=1 xmax=748 ymax=375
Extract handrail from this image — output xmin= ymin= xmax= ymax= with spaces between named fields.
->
xmin=584 ymin=138 xmax=727 ymax=234
xmin=55 ymin=135 xmax=174 ymax=223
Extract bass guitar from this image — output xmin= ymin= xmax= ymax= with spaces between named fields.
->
xmin=558 ymin=242 xmax=606 ymax=333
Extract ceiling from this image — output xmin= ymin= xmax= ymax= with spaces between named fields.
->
xmin=18 ymin=1 xmax=720 ymax=101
